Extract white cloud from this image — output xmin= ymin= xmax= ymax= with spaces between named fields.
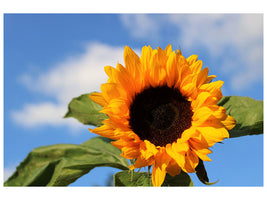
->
xmin=12 ymin=42 xmax=134 ymax=130
xmin=120 ymin=14 xmax=160 ymax=39
xmin=168 ymin=14 xmax=263 ymax=90
xmin=20 ymin=42 xmax=125 ymax=104
xmin=11 ymin=102 xmax=81 ymax=128
xmin=120 ymin=14 xmax=263 ymax=91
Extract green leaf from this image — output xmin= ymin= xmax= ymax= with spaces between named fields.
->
xmin=113 ymin=170 xmax=193 ymax=187
xmin=218 ymin=96 xmax=263 ymax=138
xmin=162 ymin=172 xmax=193 ymax=186
xmin=64 ymin=93 xmax=108 ymax=127
xmin=4 ymin=137 xmax=129 ymax=186
xmin=114 ymin=170 xmax=152 ymax=186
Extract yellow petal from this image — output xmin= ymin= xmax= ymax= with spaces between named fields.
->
xmin=189 ymin=134 xmax=209 ymax=150
xmin=140 ymin=45 xmax=153 ymax=71
xmin=102 ymin=118 xmax=128 ymax=132
xmin=204 ymin=75 xmax=216 ymax=84
xmin=186 ymin=54 xmax=198 ymax=65
xmin=221 ymin=115 xmax=236 ymax=130
xmin=180 ymin=81 xmax=196 ymax=98
xmin=152 ymin=150 xmax=170 ymax=186
xmin=104 ymin=65 xmax=116 ymax=83
xmin=193 ymin=149 xmax=212 ymax=162
xmin=191 ymin=92 xmax=212 ymax=109
xmin=89 ymin=92 xmax=107 ymax=107
xmin=111 ymin=133 xmax=141 ymax=159
xmin=166 ymin=51 xmax=179 ymax=87
xmin=197 ymin=125 xmax=229 ymax=147
xmin=178 ymin=56 xmax=191 ymax=80
xmin=152 ymin=164 xmax=167 ymax=187
xmin=165 ymin=44 xmax=173 ymax=56
xmin=166 ymin=143 xmax=186 ymax=169
xmin=141 ymin=140 xmax=158 ymax=159
xmin=89 ymin=124 xmax=118 ymax=140
xmin=115 ymin=63 xmax=136 ymax=101
xmin=101 ymin=98 xmax=129 ymax=117
xmin=189 ymin=136 xmax=212 ymax=162
xmin=183 ymin=150 xmax=199 ymax=173
xmin=196 ymin=67 xmax=209 ymax=87
xmin=130 ymin=155 xmax=154 ymax=169
xmin=173 ymin=141 xmax=189 ymax=152
xmin=180 ymin=127 xmax=198 ymax=142
xmin=192 ymin=107 xmax=213 ymax=124
xmin=121 ymin=146 xmax=140 ymax=159
xmin=192 ymin=105 xmax=227 ymax=125
xmin=200 ymin=81 xmax=224 ymax=100
xmin=190 ymin=60 xmax=203 ymax=74
xmin=149 ymin=50 xmax=167 ymax=87
xmin=124 ymin=46 xmax=141 ymax=80
xmin=166 ymin=159 xmax=181 ymax=177
xmin=157 ymin=47 xmax=168 ymax=65
xmin=101 ymin=83 xmax=126 ymax=102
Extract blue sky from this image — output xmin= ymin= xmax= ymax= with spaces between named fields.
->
xmin=3 ymin=14 xmax=263 ymax=186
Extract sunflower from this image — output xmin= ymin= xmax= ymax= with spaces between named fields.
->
xmin=89 ymin=45 xmax=236 ymax=186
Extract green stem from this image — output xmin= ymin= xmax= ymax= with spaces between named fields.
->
xmin=148 ymin=166 xmax=152 ymax=186
xmin=148 ymin=165 xmax=151 ymax=174
xmin=130 ymin=169 xmax=134 ymax=182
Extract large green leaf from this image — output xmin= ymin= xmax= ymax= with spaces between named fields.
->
xmin=64 ymin=93 xmax=108 ymax=127
xmin=113 ymin=170 xmax=193 ymax=187
xmin=4 ymin=137 xmax=129 ymax=186
xmin=218 ymin=96 xmax=263 ymax=138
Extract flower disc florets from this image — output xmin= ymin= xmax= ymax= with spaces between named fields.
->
xmin=129 ymin=85 xmax=193 ymax=147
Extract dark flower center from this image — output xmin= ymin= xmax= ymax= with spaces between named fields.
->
xmin=129 ymin=85 xmax=193 ymax=147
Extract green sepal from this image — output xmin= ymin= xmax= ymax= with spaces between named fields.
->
xmin=195 ymin=159 xmax=218 ymax=185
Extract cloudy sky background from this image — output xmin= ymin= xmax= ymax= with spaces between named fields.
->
xmin=4 ymin=14 xmax=263 ymax=186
